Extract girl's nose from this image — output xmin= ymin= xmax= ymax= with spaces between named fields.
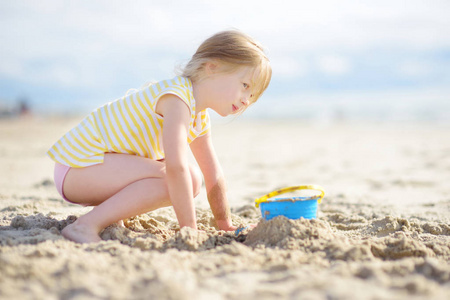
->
xmin=241 ymin=98 xmax=250 ymax=106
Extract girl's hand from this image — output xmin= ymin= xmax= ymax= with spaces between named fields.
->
xmin=216 ymin=219 xmax=236 ymax=231
xmin=219 ymin=223 xmax=258 ymax=233
xmin=220 ymin=225 xmax=238 ymax=232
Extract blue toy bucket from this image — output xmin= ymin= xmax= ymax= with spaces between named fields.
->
xmin=255 ymin=185 xmax=325 ymax=221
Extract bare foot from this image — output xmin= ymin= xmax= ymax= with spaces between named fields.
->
xmin=61 ymin=220 xmax=102 ymax=243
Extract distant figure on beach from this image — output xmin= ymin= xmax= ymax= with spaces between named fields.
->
xmin=0 ymin=97 xmax=32 ymax=119
xmin=47 ymin=30 xmax=272 ymax=243
xmin=18 ymin=98 xmax=31 ymax=117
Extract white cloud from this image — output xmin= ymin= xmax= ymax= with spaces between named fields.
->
xmin=396 ymin=60 xmax=434 ymax=78
xmin=37 ymin=65 xmax=78 ymax=87
xmin=317 ymin=55 xmax=351 ymax=76
xmin=270 ymin=57 xmax=309 ymax=78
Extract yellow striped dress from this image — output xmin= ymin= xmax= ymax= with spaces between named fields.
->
xmin=47 ymin=76 xmax=210 ymax=168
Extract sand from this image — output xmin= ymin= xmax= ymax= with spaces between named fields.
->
xmin=0 ymin=116 xmax=449 ymax=299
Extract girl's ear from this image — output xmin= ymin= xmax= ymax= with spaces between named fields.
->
xmin=205 ymin=61 xmax=219 ymax=75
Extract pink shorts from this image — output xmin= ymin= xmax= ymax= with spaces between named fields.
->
xmin=54 ymin=163 xmax=91 ymax=206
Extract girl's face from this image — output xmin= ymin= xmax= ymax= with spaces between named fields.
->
xmin=204 ymin=65 xmax=255 ymax=117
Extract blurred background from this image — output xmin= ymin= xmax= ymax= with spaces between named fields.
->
xmin=1 ymin=0 xmax=449 ymax=123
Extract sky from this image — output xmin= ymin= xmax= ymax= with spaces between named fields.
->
xmin=1 ymin=0 xmax=449 ymax=121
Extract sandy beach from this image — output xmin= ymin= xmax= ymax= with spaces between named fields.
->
xmin=0 ymin=116 xmax=449 ymax=300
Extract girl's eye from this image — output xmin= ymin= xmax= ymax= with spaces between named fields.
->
xmin=243 ymin=83 xmax=249 ymax=89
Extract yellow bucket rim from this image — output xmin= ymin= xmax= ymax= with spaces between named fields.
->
xmin=255 ymin=185 xmax=325 ymax=208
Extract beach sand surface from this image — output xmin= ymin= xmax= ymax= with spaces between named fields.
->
xmin=1 ymin=117 xmax=449 ymax=300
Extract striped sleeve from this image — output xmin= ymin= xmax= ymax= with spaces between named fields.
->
xmin=149 ymin=79 xmax=192 ymax=114
xmin=198 ymin=110 xmax=211 ymax=137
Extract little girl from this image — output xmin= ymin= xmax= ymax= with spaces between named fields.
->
xmin=47 ymin=30 xmax=272 ymax=243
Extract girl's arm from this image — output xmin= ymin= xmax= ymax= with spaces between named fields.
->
xmin=156 ymin=94 xmax=196 ymax=229
xmin=190 ymin=132 xmax=236 ymax=231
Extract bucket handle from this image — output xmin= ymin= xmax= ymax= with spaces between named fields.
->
xmin=255 ymin=185 xmax=325 ymax=208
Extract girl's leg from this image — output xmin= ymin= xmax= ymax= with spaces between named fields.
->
xmin=62 ymin=177 xmax=170 ymax=243
xmin=61 ymin=153 xmax=202 ymax=243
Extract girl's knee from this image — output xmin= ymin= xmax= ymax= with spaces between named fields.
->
xmin=189 ymin=164 xmax=202 ymax=197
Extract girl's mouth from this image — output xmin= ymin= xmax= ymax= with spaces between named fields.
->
xmin=232 ymin=105 xmax=238 ymax=113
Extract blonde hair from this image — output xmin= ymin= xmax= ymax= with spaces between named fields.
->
xmin=181 ymin=30 xmax=272 ymax=103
